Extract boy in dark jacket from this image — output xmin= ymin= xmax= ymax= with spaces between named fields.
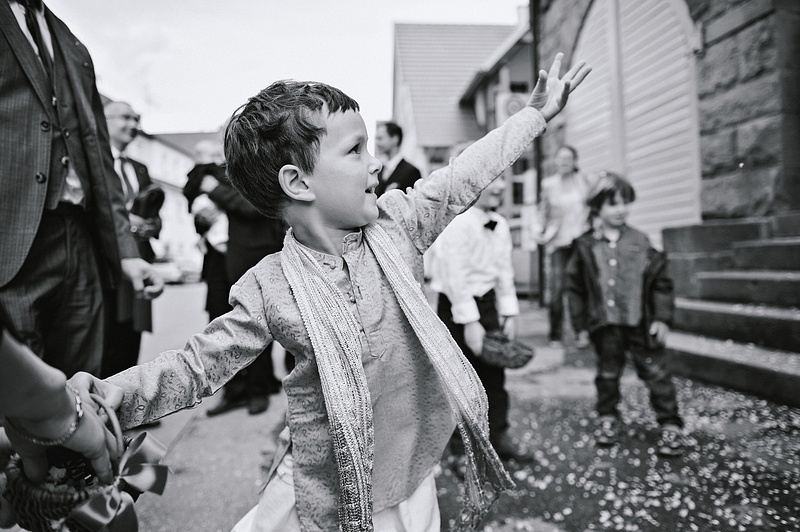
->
xmin=566 ymin=172 xmax=685 ymax=457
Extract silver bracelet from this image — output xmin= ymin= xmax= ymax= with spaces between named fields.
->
xmin=5 ymin=382 xmax=84 ymax=447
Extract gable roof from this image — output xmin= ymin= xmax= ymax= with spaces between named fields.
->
xmin=394 ymin=23 xmax=514 ymax=147
xmin=154 ymin=131 xmax=223 ymax=157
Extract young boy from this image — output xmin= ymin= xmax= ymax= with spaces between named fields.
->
xmin=566 ymin=172 xmax=685 ymax=457
xmin=429 ymin=154 xmax=533 ymax=463
xmin=75 ymin=54 xmax=590 ymax=532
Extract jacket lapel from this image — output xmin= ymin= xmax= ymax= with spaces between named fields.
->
xmin=0 ymin=1 xmax=54 ymax=113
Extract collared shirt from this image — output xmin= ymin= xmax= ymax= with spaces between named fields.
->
xmin=380 ymin=152 xmax=403 ymax=183
xmin=429 ymin=207 xmax=519 ymax=324
xmin=592 ymin=225 xmax=649 ymax=326
xmin=110 ymin=145 xmax=140 ymax=206
xmin=7 ymin=0 xmax=53 ymax=60
xmin=9 ymin=0 xmax=85 ymax=207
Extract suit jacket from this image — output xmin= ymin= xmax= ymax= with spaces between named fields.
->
xmin=207 ymin=183 xmax=285 ymax=282
xmin=115 ymin=158 xmax=161 ymax=332
xmin=375 ymin=158 xmax=422 ymax=196
xmin=0 ymin=4 xmax=138 ymax=288
xmin=127 ymin=158 xmax=162 ymax=263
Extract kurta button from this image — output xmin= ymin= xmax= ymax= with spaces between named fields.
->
xmin=40 ymin=121 xmax=50 ymax=131
xmin=35 ymin=172 xmax=46 ymax=183
xmin=349 ymin=295 xmax=356 ymax=303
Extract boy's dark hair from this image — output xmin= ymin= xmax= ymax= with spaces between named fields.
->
xmin=586 ymin=171 xmax=636 ymax=217
xmin=224 ymin=80 xmax=360 ymax=219
xmin=381 ymin=121 xmax=403 ymax=146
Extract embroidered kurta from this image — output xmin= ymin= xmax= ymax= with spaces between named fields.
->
xmin=107 ymin=106 xmax=546 ymax=531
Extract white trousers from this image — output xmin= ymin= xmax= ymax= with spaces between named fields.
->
xmin=231 ymin=452 xmax=440 ymax=532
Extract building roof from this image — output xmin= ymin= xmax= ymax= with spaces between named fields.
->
xmin=394 ymin=23 xmax=514 ymax=147
xmin=154 ymin=131 xmax=223 ymax=157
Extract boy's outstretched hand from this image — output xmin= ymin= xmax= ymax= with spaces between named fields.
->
xmin=528 ymin=52 xmax=592 ymax=122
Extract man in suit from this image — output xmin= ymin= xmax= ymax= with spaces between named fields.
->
xmin=373 ymin=121 xmax=422 ymax=196
xmin=100 ymin=100 xmax=164 ymax=378
xmin=0 ymin=0 xmax=163 ymax=378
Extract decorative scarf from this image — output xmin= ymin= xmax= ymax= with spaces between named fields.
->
xmin=281 ymin=223 xmax=513 ymax=532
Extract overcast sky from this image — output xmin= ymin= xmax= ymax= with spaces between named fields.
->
xmin=45 ymin=0 xmax=527 ymax=140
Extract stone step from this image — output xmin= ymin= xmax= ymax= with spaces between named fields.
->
xmin=733 ymin=237 xmax=800 ymax=270
xmin=772 ymin=211 xmax=800 ymax=237
xmin=663 ymin=218 xmax=771 ymax=254
xmin=695 ymin=270 xmax=800 ymax=307
xmin=666 ymin=251 xmax=735 ymax=299
xmin=673 ymin=297 xmax=800 ymax=352
xmin=666 ymin=331 xmax=800 ymax=408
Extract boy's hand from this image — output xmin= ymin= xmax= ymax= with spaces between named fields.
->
xmin=464 ymin=321 xmax=486 ymax=356
xmin=528 ymin=52 xmax=592 ymax=122
xmin=649 ymin=321 xmax=670 ymax=346
xmin=502 ymin=316 xmax=517 ymax=341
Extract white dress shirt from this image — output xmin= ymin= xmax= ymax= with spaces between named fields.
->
xmin=429 ymin=207 xmax=519 ymax=324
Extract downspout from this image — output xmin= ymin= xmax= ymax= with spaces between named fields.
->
xmin=530 ymin=0 xmax=545 ymax=306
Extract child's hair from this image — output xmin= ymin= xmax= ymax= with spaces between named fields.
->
xmin=586 ymin=171 xmax=636 ymax=217
xmin=224 ymin=80 xmax=360 ymax=219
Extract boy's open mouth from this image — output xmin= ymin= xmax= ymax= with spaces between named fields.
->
xmin=366 ymin=185 xmax=376 ymax=194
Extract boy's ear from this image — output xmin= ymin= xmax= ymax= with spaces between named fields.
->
xmin=278 ymin=164 xmax=315 ymax=202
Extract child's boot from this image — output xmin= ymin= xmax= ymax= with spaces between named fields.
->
xmin=594 ymin=416 xmax=618 ymax=447
xmin=656 ymin=424 xmax=685 ymax=457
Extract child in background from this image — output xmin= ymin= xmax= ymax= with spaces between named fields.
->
xmin=566 ymin=172 xmax=685 ymax=457
xmin=430 ymin=147 xmax=534 ymax=463
xmin=74 ymin=54 xmax=590 ymax=531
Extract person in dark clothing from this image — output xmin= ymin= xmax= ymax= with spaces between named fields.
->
xmin=566 ymin=171 xmax=685 ymax=457
xmin=373 ymin=121 xmax=422 ymax=196
xmin=185 ymin=140 xmax=285 ymax=416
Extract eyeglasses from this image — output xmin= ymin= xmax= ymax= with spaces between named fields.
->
xmin=107 ymin=114 xmax=141 ymax=124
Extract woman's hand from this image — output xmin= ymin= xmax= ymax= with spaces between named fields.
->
xmin=527 ymin=53 xmax=592 ymax=122
xmin=4 ymin=376 xmax=123 ymax=485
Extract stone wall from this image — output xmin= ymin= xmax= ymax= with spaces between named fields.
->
xmin=538 ymin=0 xmax=800 ymax=218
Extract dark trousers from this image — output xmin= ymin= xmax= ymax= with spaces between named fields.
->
xmin=548 ymin=246 xmax=572 ymax=342
xmin=591 ymin=325 xmax=682 ymax=427
xmin=438 ymin=290 xmax=509 ymax=442
xmin=100 ymin=286 xmax=141 ymax=379
xmin=0 ymin=210 xmax=104 ymax=377
xmin=204 ymin=247 xmax=277 ymax=400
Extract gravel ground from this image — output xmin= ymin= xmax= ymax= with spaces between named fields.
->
xmin=436 ymin=361 xmax=800 ymax=532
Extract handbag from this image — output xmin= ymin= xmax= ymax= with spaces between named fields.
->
xmin=477 ymin=329 xmax=536 ymax=369
xmin=3 ymin=394 xmax=168 ymax=532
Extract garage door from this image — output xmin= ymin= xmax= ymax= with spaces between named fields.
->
xmin=566 ymin=0 xmax=701 ymax=249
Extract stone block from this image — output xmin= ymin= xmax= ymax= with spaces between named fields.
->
xmin=666 ymin=251 xmax=735 ymax=298
xmin=696 ymin=270 xmax=800 ymax=307
xmin=776 ymin=9 xmax=800 ymax=70
xmin=673 ymin=298 xmax=800 ymax=352
xmin=734 ymin=237 xmax=800 ymax=268
xmin=772 ymin=211 xmax=800 ymax=236
xmin=701 ymin=166 xmax=778 ymax=218
xmin=737 ymin=16 xmax=778 ymax=81
xmin=698 ymin=39 xmax=739 ymax=96
xmin=700 ymin=128 xmax=736 ymax=175
xmin=699 ymin=72 xmax=781 ymax=131
xmin=736 ymin=115 xmax=782 ymax=166
xmin=662 ymin=218 xmax=770 ymax=253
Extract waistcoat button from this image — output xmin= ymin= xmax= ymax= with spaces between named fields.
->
xmin=40 ymin=121 xmax=50 ymax=131
xmin=35 ymin=172 xmax=46 ymax=183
